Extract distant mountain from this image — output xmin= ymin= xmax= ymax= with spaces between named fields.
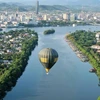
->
xmin=0 ymin=3 xmax=29 ymax=11
xmin=68 ymin=0 xmax=100 ymax=6
xmin=0 ymin=3 xmax=69 ymax=12
xmin=40 ymin=5 xmax=68 ymax=11
xmin=0 ymin=2 xmax=100 ymax=12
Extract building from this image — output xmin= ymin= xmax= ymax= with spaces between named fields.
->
xmin=63 ymin=14 xmax=67 ymax=20
xmin=96 ymin=32 xmax=100 ymax=38
xmin=96 ymin=32 xmax=100 ymax=43
xmin=16 ymin=8 xmax=19 ymax=17
xmin=70 ymin=14 xmax=77 ymax=22
xmin=36 ymin=0 xmax=39 ymax=15
xmin=28 ymin=19 xmax=38 ymax=25
xmin=43 ymin=15 xmax=48 ymax=21
xmin=91 ymin=45 xmax=100 ymax=50
xmin=63 ymin=13 xmax=70 ymax=21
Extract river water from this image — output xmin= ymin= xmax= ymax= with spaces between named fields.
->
xmin=3 ymin=26 xmax=100 ymax=100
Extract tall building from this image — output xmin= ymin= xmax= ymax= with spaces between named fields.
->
xmin=16 ymin=7 xmax=19 ymax=17
xmin=63 ymin=13 xmax=70 ymax=21
xmin=36 ymin=0 xmax=39 ymax=14
xmin=63 ymin=14 xmax=67 ymax=20
xmin=43 ymin=15 xmax=48 ymax=21
xmin=70 ymin=14 xmax=77 ymax=22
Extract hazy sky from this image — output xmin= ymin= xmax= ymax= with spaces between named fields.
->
xmin=0 ymin=0 xmax=99 ymax=5
xmin=0 ymin=0 xmax=78 ymax=5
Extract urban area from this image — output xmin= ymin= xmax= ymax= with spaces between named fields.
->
xmin=0 ymin=1 xmax=100 ymax=28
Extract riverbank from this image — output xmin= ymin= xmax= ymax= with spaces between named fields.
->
xmin=65 ymin=35 xmax=89 ymax=62
xmin=0 ymin=29 xmax=38 ymax=99
xmin=3 ymin=26 xmax=100 ymax=100
xmin=65 ymin=31 xmax=100 ymax=76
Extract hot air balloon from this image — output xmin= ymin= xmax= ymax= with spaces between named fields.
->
xmin=38 ymin=48 xmax=58 ymax=74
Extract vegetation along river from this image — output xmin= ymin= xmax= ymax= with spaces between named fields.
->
xmin=3 ymin=26 xmax=100 ymax=100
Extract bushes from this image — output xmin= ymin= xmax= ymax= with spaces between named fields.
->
xmin=43 ymin=29 xmax=55 ymax=35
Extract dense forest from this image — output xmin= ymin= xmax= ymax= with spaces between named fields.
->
xmin=0 ymin=29 xmax=38 ymax=99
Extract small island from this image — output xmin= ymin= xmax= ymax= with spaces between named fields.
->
xmin=0 ymin=29 xmax=38 ymax=99
xmin=43 ymin=29 xmax=55 ymax=35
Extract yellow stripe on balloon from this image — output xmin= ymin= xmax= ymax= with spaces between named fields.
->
xmin=40 ymin=58 xmax=48 ymax=63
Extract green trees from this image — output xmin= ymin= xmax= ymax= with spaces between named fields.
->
xmin=43 ymin=29 xmax=55 ymax=35
xmin=97 ymin=96 xmax=100 ymax=100
xmin=0 ymin=29 xmax=38 ymax=99
xmin=66 ymin=30 xmax=100 ymax=69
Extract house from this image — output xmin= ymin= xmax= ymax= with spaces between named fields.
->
xmin=96 ymin=32 xmax=100 ymax=38
xmin=96 ymin=32 xmax=100 ymax=42
xmin=91 ymin=45 xmax=100 ymax=50
xmin=6 ymin=49 xmax=13 ymax=53
xmin=97 ymin=50 xmax=100 ymax=53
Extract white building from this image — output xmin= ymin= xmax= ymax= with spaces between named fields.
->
xmin=91 ymin=45 xmax=100 ymax=50
xmin=43 ymin=15 xmax=48 ymax=21
xmin=62 ymin=13 xmax=70 ymax=21
xmin=96 ymin=32 xmax=100 ymax=42
xmin=96 ymin=32 xmax=100 ymax=38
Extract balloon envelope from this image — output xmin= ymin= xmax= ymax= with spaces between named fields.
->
xmin=38 ymin=48 xmax=58 ymax=73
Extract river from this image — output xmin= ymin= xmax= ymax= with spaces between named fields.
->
xmin=3 ymin=26 xmax=100 ymax=100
